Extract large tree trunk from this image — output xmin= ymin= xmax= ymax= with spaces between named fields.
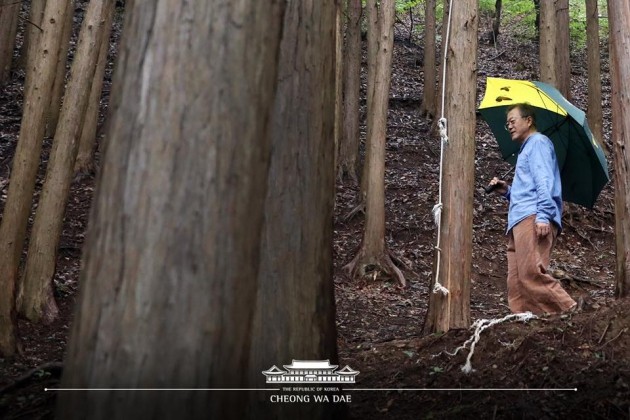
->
xmin=45 ymin=1 xmax=75 ymax=138
xmin=420 ymin=0 xmax=436 ymax=118
xmin=554 ymin=0 xmax=570 ymax=100
xmin=539 ymin=0 xmax=557 ymax=87
xmin=338 ymin=0 xmax=362 ymax=183
xmin=360 ymin=0 xmax=379 ymax=200
xmin=608 ymin=0 xmax=630 ymax=299
xmin=74 ymin=2 xmax=116 ymax=175
xmin=22 ymin=0 xmax=46 ymax=88
xmin=0 ymin=1 xmax=20 ymax=85
xmin=586 ymin=0 xmax=604 ymax=152
xmin=345 ymin=0 xmax=404 ymax=286
xmin=0 ymin=0 xmax=70 ymax=358
xmin=334 ymin=1 xmax=344 ymax=172
xmin=18 ymin=0 xmax=113 ymax=325
xmin=423 ymin=0 xmax=477 ymax=334
xmin=56 ymin=1 xmax=285 ymax=419
xmin=248 ymin=2 xmax=338 ymax=418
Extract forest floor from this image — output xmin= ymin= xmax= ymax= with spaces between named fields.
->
xmin=0 ymin=5 xmax=629 ymax=420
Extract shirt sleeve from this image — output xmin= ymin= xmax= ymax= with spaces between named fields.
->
xmin=528 ymin=138 xmax=557 ymax=225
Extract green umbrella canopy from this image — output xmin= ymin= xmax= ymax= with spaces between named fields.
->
xmin=478 ymin=77 xmax=609 ymax=208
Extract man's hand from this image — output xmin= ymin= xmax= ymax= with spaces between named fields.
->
xmin=536 ymin=222 xmax=550 ymax=238
xmin=488 ymin=177 xmax=509 ymax=195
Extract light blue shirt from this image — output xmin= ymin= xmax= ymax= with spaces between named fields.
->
xmin=503 ymin=132 xmax=562 ymax=233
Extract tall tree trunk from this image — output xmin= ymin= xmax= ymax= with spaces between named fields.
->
xmin=0 ymin=0 xmax=70 ymax=358
xmin=539 ymin=0 xmax=557 ymax=87
xmin=0 ymin=1 xmax=20 ymax=85
xmin=586 ymin=0 xmax=604 ymax=152
xmin=554 ymin=0 xmax=570 ymax=100
xmin=18 ymin=0 xmax=113 ymax=325
xmin=345 ymin=0 xmax=404 ymax=286
xmin=45 ymin=0 xmax=75 ymax=138
xmin=492 ymin=0 xmax=502 ymax=43
xmin=361 ymin=0 xmax=379 ymax=200
xmin=248 ymin=2 xmax=338 ymax=418
xmin=56 ymin=1 xmax=286 ymax=419
xmin=334 ymin=0 xmax=344 ymax=173
xmin=423 ymin=0 xmax=477 ymax=334
xmin=338 ymin=0 xmax=362 ymax=183
xmin=420 ymin=0 xmax=436 ymax=118
xmin=608 ymin=0 xmax=630 ymax=298
xmin=22 ymin=0 xmax=46 ymax=88
xmin=533 ymin=0 xmax=540 ymax=36
xmin=74 ymin=2 xmax=116 ymax=175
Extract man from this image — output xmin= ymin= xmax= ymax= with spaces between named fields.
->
xmin=488 ymin=103 xmax=576 ymax=315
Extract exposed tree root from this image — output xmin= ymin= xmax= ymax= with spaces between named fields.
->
xmin=343 ymin=246 xmax=406 ymax=287
xmin=343 ymin=200 xmax=365 ymax=222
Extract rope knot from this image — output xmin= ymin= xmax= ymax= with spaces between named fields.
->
xmin=432 ymin=203 xmax=443 ymax=228
xmin=438 ymin=117 xmax=448 ymax=143
xmin=433 ymin=282 xmax=449 ymax=296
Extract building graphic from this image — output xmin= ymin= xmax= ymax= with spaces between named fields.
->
xmin=262 ymin=360 xmax=359 ymax=384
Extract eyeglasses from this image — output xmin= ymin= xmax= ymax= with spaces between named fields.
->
xmin=504 ymin=116 xmax=528 ymax=131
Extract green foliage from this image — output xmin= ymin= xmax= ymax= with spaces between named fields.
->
xmin=476 ymin=0 xmax=609 ymax=48
xmin=388 ymin=0 xmax=609 ymax=48
xmin=396 ymin=0 xmax=422 ymax=13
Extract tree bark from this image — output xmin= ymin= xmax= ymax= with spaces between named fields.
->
xmin=22 ymin=0 xmax=46 ymax=88
xmin=361 ymin=0 xmax=379 ymax=199
xmin=533 ymin=0 xmax=540 ymax=35
xmin=420 ymin=0 xmax=436 ymax=118
xmin=56 ymin=1 xmax=285 ymax=419
xmin=248 ymin=2 xmax=338 ymax=418
xmin=433 ymin=0 xmax=450 ymax=124
xmin=334 ymin=0 xmax=344 ymax=173
xmin=74 ymin=1 xmax=116 ymax=175
xmin=45 ymin=0 xmax=75 ymax=138
xmin=586 ymin=0 xmax=604 ymax=152
xmin=492 ymin=0 xmax=502 ymax=43
xmin=608 ymin=0 xmax=630 ymax=298
xmin=0 ymin=0 xmax=20 ymax=85
xmin=0 ymin=0 xmax=70 ymax=358
xmin=18 ymin=0 xmax=113 ymax=325
xmin=423 ymin=0 xmax=477 ymax=333
xmin=554 ymin=0 xmax=570 ymax=100
xmin=338 ymin=0 xmax=362 ymax=182
xmin=539 ymin=0 xmax=557 ymax=87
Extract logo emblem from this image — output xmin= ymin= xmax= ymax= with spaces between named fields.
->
xmin=262 ymin=360 xmax=359 ymax=384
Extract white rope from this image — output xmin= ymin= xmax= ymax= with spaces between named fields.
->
xmin=431 ymin=0 xmax=454 ymax=296
xmin=445 ymin=312 xmax=537 ymax=373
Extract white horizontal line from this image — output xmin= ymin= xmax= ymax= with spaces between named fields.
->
xmin=349 ymin=388 xmax=578 ymax=392
xmin=45 ymin=388 xmax=280 ymax=392
xmin=44 ymin=387 xmax=578 ymax=392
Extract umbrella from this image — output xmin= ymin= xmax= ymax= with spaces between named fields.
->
xmin=478 ymin=77 xmax=609 ymax=208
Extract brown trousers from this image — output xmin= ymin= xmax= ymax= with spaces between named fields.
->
xmin=507 ymin=215 xmax=576 ymax=315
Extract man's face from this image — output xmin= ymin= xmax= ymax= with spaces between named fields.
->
xmin=506 ymin=108 xmax=531 ymax=143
